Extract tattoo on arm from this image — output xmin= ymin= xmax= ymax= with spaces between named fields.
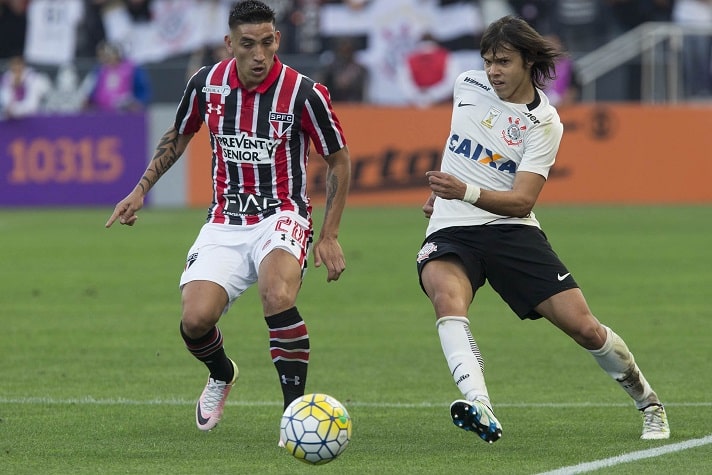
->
xmin=138 ymin=132 xmax=180 ymax=193
xmin=324 ymin=170 xmax=338 ymax=217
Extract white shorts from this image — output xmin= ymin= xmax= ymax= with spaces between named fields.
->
xmin=179 ymin=212 xmax=312 ymax=309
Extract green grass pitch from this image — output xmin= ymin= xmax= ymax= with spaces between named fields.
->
xmin=1 ymin=205 xmax=710 ymax=474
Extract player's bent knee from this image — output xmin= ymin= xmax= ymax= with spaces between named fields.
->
xmin=258 ymin=279 xmax=299 ymax=313
xmin=181 ymin=298 xmax=225 ymax=337
xmin=429 ymin=291 xmax=471 ymax=318
xmin=571 ymin=320 xmax=607 ymax=350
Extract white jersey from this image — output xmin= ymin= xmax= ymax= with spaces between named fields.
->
xmin=427 ymin=70 xmax=563 ymax=236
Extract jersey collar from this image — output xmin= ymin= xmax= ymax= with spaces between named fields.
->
xmin=231 ymin=55 xmax=283 ymax=94
xmin=527 ymin=89 xmax=541 ymax=111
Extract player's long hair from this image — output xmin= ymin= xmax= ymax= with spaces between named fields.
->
xmin=229 ymin=0 xmax=276 ymax=29
xmin=480 ymin=15 xmax=563 ymax=89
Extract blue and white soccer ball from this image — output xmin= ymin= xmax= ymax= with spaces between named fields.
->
xmin=280 ymin=393 xmax=352 ymax=465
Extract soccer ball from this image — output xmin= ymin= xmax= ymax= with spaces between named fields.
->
xmin=280 ymin=393 xmax=352 ymax=465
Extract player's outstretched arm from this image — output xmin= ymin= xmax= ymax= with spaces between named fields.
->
xmin=425 ymin=170 xmax=545 ymax=218
xmin=105 ymin=188 xmax=144 ymax=227
xmin=105 ymin=127 xmax=193 ymax=228
xmin=313 ymin=146 xmax=351 ymax=282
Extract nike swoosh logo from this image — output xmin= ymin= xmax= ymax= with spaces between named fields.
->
xmin=451 ymin=363 xmax=463 ymax=377
xmin=457 ymin=101 xmax=476 ymax=107
xmin=196 ymin=405 xmax=211 ymax=426
xmin=557 ymin=272 xmax=571 ymax=281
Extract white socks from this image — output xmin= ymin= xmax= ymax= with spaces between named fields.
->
xmin=438 ymin=318 xmax=658 ymax=410
xmin=589 ymin=325 xmax=659 ymax=409
xmin=436 ymin=316 xmax=490 ymax=405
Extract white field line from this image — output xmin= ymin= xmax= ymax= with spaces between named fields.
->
xmin=0 ymin=397 xmax=710 ymax=408
xmin=2 ymin=397 xmax=709 ymax=472
xmin=536 ymin=434 xmax=712 ymax=475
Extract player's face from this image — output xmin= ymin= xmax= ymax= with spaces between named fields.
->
xmin=226 ymin=22 xmax=281 ymax=90
xmin=482 ymin=46 xmax=534 ymax=104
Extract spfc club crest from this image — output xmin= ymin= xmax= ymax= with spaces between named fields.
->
xmin=269 ymin=111 xmax=294 ymax=137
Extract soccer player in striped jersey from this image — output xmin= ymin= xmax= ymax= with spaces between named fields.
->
xmin=106 ymin=1 xmax=351 ymax=432
xmin=416 ymin=15 xmax=669 ymax=443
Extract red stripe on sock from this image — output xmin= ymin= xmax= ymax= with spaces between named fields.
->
xmin=269 ymin=322 xmax=307 ymax=340
xmin=270 ymin=348 xmax=310 ymax=362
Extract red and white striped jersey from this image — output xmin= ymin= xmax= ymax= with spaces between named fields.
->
xmin=175 ymin=56 xmax=347 ymax=226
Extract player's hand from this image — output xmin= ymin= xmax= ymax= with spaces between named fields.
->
xmin=423 ymin=193 xmax=435 ymax=219
xmin=313 ymin=236 xmax=346 ymax=282
xmin=426 ymin=170 xmax=467 ymax=201
xmin=105 ymin=190 xmax=144 ymax=228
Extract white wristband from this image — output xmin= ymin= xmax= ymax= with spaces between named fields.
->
xmin=463 ymin=183 xmax=481 ymax=204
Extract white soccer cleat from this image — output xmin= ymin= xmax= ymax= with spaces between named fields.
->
xmin=640 ymin=404 xmax=670 ymax=440
xmin=195 ymin=359 xmax=239 ymax=431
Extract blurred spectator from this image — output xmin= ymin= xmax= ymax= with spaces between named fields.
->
xmin=0 ymin=55 xmax=51 ymax=119
xmin=319 ymin=37 xmax=368 ymax=102
xmin=282 ymin=0 xmax=322 ymax=54
xmin=44 ymin=63 xmax=91 ymax=114
xmin=543 ymin=34 xmax=580 ymax=107
xmin=396 ymin=33 xmax=459 ymax=108
xmin=607 ymin=0 xmax=673 ymax=31
xmin=606 ymin=0 xmax=674 ymax=101
xmin=673 ymin=0 xmax=712 ymax=98
xmin=0 ymin=0 xmax=29 ymax=59
xmin=76 ymin=0 xmax=110 ymax=58
xmin=508 ymin=0 xmax=557 ymax=34
xmin=125 ymin=0 xmax=152 ymax=22
xmin=84 ymin=41 xmax=152 ymax=112
xmin=186 ymin=42 xmax=231 ymax=81
xmin=479 ymin=0 xmax=515 ymax=24
xmin=553 ymin=0 xmax=607 ymax=55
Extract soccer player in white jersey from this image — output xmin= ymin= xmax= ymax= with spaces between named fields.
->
xmin=416 ymin=16 xmax=669 ymax=443
xmin=106 ymin=1 xmax=350 ymax=432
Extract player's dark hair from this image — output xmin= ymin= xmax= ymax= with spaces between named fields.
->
xmin=480 ymin=15 xmax=562 ymax=89
xmin=229 ymin=1 xmax=276 ymax=29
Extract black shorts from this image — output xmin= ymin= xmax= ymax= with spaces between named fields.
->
xmin=416 ymin=224 xmax=579 ymax=320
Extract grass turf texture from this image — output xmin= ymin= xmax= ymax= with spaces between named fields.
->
xmin=1 ymin=205 xmax=710 ymax=474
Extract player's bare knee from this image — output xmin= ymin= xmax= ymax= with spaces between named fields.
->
xmin=572 ymin=320 xmax=606 ymax=350
xmin=181 ymin=317 xmax=210 ymax=339
xmin=181 ymin=305 xmax=222 ymax=338
xmin=430 ymin=291 xmax=468 ymax=318
xmin=259 ymin=287 xmax=297 ymax=315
